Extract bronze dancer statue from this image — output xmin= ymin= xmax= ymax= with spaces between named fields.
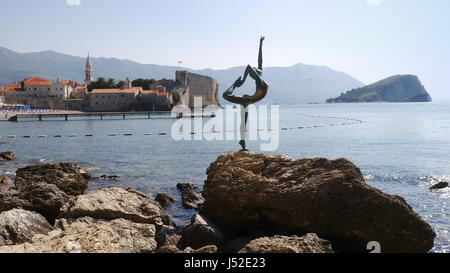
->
xmin=223 ymin=36 xmax=269 ymax=151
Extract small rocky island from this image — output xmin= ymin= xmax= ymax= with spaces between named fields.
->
xmin=327 ymin=75 xmax=432 ymax=103
xmin=0 ymin=152 xmax=436 ymax=253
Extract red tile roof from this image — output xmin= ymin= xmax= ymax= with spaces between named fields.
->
xmin=157 ymin=91 xmax=169 ymax=97
xmin=0 ymin=88 xmax=18 ymax=92
xmin=23 ymin=77 xmax=52 ymax=86
xmin=91 ymin=87 xmax=142 ymax=94
xmin=140 ymin=90 xmax=158 ymax=95
xmin=5 ymin=83 xmax=20 ymax=88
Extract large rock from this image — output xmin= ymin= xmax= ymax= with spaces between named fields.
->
xmin=15 ymin=162 xmax=90 ymax=196
xmin=181 ymin=214 xmax=224 ymax=249
xmin=0 ymin=209 xmax=53 ymax=246
xmin=0 ymin=151 xmax=15 ymax=161
xmin=201 ymin=152 xmax=436 ymax=253
xmin=0 ymin=183 xmax=69 ymax=222
xmin=238 ymin=234 xmax=334 ymax=253
xmin=0 ymin=162 xmax=88 ymax=221
xmin=60 ymin=187 xmax=172 ymax=228
xmin=0 ymin=217 xmax=157 ymax=253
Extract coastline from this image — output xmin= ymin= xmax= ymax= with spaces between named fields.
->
xmin=0 ymin=152 xmax=438 ymax=253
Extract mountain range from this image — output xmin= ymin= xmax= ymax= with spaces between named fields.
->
xmin=0 ymin=46 xmax=364 ymax=104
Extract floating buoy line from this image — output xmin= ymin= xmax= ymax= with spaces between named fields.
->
xmin=0 ymin=114 xmax=365 ymax=141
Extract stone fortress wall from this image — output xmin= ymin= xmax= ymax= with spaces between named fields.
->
xmin=2 ymin=96 xmax=67 ymax=109
xmin=174 ymin=71 xmax=220 ymax=108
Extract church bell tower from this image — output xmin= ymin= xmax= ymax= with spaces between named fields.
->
xmin=85 ymin=54 xmax=93 ymax=86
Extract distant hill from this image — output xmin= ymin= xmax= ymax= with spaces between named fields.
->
xmin=0 ymin=46 xmax=363 ymax=104
xmin=326 ymin=75 xmax=432 ymax=103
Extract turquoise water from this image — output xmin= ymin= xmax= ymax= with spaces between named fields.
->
xmin=1 ymin=103 xmax=449 ymax=253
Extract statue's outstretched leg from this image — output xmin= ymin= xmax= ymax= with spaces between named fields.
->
xmin=232 ymin=65 xmax=263 ymax=90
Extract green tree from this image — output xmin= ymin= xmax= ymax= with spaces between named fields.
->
xmin=132 ymin=78 xmax=156 ymax=90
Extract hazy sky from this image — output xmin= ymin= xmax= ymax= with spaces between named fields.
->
xmin=1 ymin=0 xmax=449 ymax=100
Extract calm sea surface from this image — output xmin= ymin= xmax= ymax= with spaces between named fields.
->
xmin=1 ymin=102 xmax=449 ymax=253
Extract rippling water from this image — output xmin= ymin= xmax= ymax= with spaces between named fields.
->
xmin=1 ymin=102 xmax=449 ymax=252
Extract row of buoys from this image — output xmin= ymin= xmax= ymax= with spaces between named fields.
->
xmin=300 ymin=113 xmax=364 ymax=123
xmin=1 ymin=118 xmax=364 ymax=140
xmin=175 ymin=121 xmax=362 ymax=134
xmin=0 ymin=133 xmax=167 ymax=139
xmin=277 ymin=121 xmax=361 ymax=132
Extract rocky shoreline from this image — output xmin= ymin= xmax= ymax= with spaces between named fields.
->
xmin=0 ymin=151 xmax=437 ymax=253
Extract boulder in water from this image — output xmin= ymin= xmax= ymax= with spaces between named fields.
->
xmin=0 ymin=177 xmax=12 ymax=185
xmin=176 ymin=183 xmax=204 ymax=210
xmin=0 ymin=151 xmax=15 ymax=161
xmin=429 ymin=182 xmax=448 ymax=191
xmin=15 ymin=162 xmax=90 ymax=196
xmin=155 ymin=193 xmax=175 ymax=207
xmin=201 ymin=151 xmax=436 ymax=253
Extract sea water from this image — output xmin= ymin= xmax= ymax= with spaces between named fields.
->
xmin=0 ymin=102 xmax=449 ymax=252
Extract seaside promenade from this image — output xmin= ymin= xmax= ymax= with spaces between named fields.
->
xmin=1 ymin=110 xmax=215 ymax=122
xmin=0 ymin=110 xmax=83 ymax=121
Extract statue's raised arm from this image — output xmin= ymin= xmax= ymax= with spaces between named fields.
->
xmin=258 ymin=36 xmax=265 ymax=71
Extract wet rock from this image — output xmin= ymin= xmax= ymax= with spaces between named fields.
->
xmin=155 ymin=193 xmax=175 ymax=207
xmin=98 ymin=175 xmax=120 ymax=180
xmin=0 ymin=209 xmax=53 ymax=246
xmin=60 ymin=187 xmax=172 ymax=228
xmin=238 ymin=234 xmax=334 ymax=253
xmin=0 ymin=151 xmax=15 ymax=161
xmin=176 ymin=183 xmax=204 ymax=210
xmin=181 ymin=214 xmax=224 ymax=249
xmin=156 ymin=225 xmax=182 ymax=247
xmin=0 ymin=217 xmax=157 ymax=253
xmin=429 ymin=182 xmax=449 ymax=191
xmin=107 ymin=175 xmax=120 ymax=180
xmin=15 ymin=162 xmax=90 ymax=196
xmin=177 ymin=183 xmax=198 ymax=192
xmin=0 ymin=177 xmax=12 ymax=185
xmin=201 ymin=151 xmax=436 ymax=253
